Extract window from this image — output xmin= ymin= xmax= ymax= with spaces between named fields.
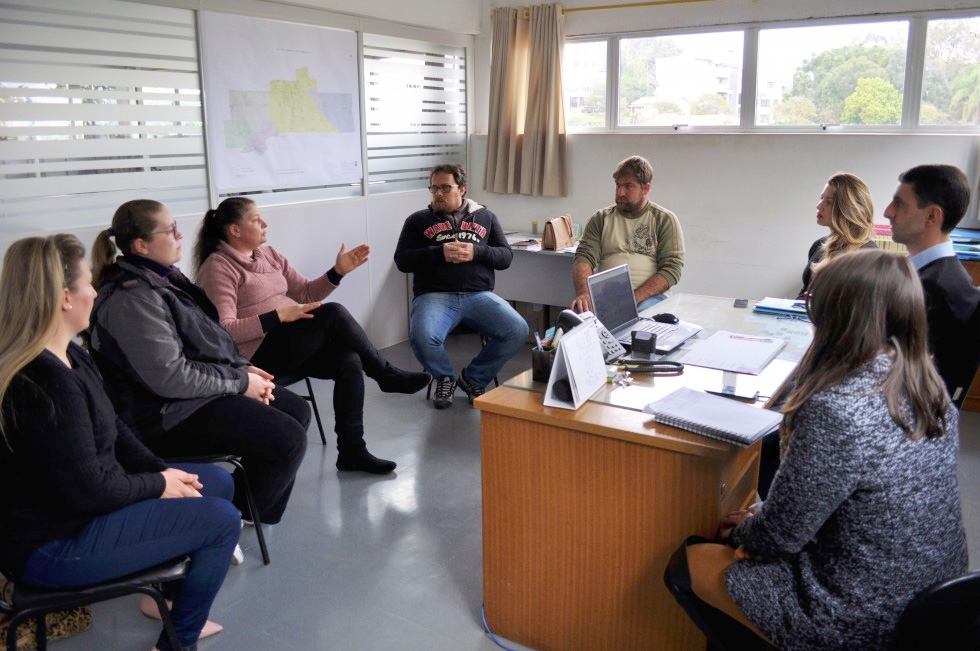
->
xmin=921 ymin=16 xmax=980 ymax=125
xmin=362 ymin=34 xmax=467 ymax=194
xmin=757 ymin=21 xmax=909 ymax=126
xmin=0 ymin=0 xmax=206 ymax=231
xmin=619 ymin=31 xmax=743 ymax=127
xmin=562 ymin=40 xmax=607 ymax=129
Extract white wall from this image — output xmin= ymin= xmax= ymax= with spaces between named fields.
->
xmin=469 ymin=132 xmax=979 ymax=299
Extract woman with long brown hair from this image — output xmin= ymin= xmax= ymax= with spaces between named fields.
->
xmin=797 ymin=171 xmax=877 ymax=298
xmin=0 ymin=235 xmax=239 ymax=651
xmin=667 ymin=249 xmax=967 ymax=650
xmin=193 ymin=197 xmax=430 ymax=474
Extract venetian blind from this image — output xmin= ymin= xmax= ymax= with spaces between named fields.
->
xmin=0 ymin=0 xmax=207 ymax=233
xmin=363 ymin=33 xmax=467 ymax=194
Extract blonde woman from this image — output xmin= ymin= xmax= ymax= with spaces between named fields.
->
xmin=0 ymin=235 xmax=239 ymax=651
xmin=668 ymin=249 xmax=967 ymax=650
xmin=798 ymin=172 xmax=877 ymax=298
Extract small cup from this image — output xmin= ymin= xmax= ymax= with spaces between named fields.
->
xmin=531 ymin=347 xmax=556 ymax=383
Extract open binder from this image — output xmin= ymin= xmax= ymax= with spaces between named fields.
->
xmin=543 ymin=322 xmax=607 ymax=410
xmin=643 ymin=387 xmax=782 ymax=446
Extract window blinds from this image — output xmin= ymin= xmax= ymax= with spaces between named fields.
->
xmin=0 ymin=0 xmax=207 ymax=233
xmin=363 ymin=34 xmax=467 ymax=194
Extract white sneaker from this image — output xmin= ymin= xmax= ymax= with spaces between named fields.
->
xmin=231 ymin=543 xmax=245 ymax=566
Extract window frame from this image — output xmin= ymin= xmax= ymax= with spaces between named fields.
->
xmin=562 ymin=8 xmax=980 ymax=135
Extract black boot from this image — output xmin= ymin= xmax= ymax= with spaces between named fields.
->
xmin=373 ymin=363 xmax=431 ymax=394
xmin=337 ymin=446 xmax=397 ymax=474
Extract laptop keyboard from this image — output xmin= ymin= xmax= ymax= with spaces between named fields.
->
xmin=629 ymin=320 xmax=675 ymax=336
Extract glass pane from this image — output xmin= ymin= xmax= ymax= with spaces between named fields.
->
xmin=618 ymin=32 xmax=743 ymax=127
xmin=757 ymin=21 xmax=908 ymax=126
xmin=563 ymin=40 xmax=607 ymax=129
xmin=921 ymin=17 xmax=980 ymax=126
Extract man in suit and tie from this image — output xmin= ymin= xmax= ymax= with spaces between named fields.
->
xmin=886 ymin=164 xmax=980 ymax=407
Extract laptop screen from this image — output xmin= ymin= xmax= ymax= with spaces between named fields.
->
xmin=588 ymin=265 xmax=639 ymax=332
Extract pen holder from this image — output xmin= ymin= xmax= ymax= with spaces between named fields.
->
xmin=531 ymin=347 xmax=557 ymax=383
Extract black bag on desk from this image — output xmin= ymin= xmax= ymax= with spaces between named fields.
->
xmin=542 ymin=214 xmax=574 ymax=250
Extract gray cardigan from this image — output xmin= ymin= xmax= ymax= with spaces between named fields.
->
xmin=727 ymin=355 xmax=967 ymax=650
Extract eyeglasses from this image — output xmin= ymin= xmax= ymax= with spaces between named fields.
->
xmin=149 ymin=221 xmax=178 ymax=238
xmin=428 ymin=184 xmax=459 ymax=194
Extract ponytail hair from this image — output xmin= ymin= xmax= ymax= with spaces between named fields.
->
xmin=92 ymin=199 xmax=165 ymax=289
xmin=193 ymin=197 xmax=255 ymax=273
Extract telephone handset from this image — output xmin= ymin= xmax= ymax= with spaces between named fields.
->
xmin=556 ymin=309 xmax=626 ymax=363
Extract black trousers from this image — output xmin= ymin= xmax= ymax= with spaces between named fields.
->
xmin=251 ymin=303 xmax=389 ymax=453
xmin=152 ymin=387 xmax=310 ymax=524
xmin=664 ymin=536 xmax=777 ymax=651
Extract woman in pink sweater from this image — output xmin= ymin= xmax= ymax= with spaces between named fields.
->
xmin=194 ymin=197 xmax=430 ymax=475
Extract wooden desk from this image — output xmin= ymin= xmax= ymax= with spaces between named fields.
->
xmin=477 ymin=294 xmax=809 ymax=651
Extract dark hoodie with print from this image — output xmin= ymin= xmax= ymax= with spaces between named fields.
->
xmin=394 ymin=197 xmax=513 ymax=298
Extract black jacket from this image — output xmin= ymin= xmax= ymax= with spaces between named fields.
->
xmin=918 ymin=255 xmax=980 ymax=407
xmin=90 ymin=257 xmax=250 ymax=439
xmin=0 ymin=344 xmax=166 ymax=578
xmin=394 ymin=198 xmax=513 ymax=298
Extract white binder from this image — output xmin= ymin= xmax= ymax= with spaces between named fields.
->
xmin=543 ymin=323 xmax=608 ymax=410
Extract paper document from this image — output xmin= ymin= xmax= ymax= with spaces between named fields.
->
xmin=674 ymin=330 xmax=786 ymax=375
xmin=753 ymin=297 xmax=807 ymax=316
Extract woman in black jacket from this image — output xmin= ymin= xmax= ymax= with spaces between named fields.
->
xmin=0 ymin=234 xmax=239 ymax=651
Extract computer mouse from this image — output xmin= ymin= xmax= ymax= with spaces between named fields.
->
xmin=652 ymin=312 xmax=679 ymax=324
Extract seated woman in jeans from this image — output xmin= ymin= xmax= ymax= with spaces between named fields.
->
xmin=89 ymin=200 xmax=310 ymax=526
xmin=666 ymin=249 xmax=967 ymax=650
xmin=0 ymin=234 xmax=239 ymax=651
xmin=193 ymin=197 xmax=429 ymax=475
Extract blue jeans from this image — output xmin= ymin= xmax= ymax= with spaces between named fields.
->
xmin=19 ymin=464 xmax=240 ymax=651
xmin=410 ymin=291 xmax=529 ymax=387
xmin=637 ymin=293 xmax=667 ymax=314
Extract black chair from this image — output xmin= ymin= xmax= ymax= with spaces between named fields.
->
xmin=892 ymin=569 xmax=980 ymax=650
xmin=277 ymin=374 xmax=327 ymax=446
xmin=1 ymin=556 xmax=190 ymax=651
xmin=165 ymin=454 xmax=270 ymax=566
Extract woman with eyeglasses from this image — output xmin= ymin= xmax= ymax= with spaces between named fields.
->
xmin=192 ymin=197 xmax=430 ymax=475
xmin=0 ymin=234 xmax=239 ymax=651
xmin=666 ymin=249 xmax=967 ymax=651
xmin=797 ymin=172 xmax=877 ymax=299
xmin=89 ymin=199 xmax=310 ymax=528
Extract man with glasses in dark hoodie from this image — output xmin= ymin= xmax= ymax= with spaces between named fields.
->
xmin=395 ymin=164 xmax=528 ymax=410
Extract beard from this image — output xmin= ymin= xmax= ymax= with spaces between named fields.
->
xmin=616 ymin=197 xmax=645 ymax=214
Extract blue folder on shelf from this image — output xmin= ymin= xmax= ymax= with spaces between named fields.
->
xmin=752 ymin=297 xmax=808 ymax=317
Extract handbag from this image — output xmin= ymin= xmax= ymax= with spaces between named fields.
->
xmin=542 ymin=214 xmax=575 ymax=250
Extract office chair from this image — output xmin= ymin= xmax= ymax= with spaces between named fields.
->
xmin=892 ymin=569 xmax=980 ymax=650
xmin=276 ymin=374 xmax=327 ymax=445
xmin=1 ymin=556 xmax=189 ymax=651
xmin=165 ymin=454 xmax=270 ymax=566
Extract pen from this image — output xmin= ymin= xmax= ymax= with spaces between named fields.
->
xmin=729 ymin=334 xmax=773 ymax=343
xmin=534 ymin=331 xmax=544 ymax=351
xmin=551 ymin=327 xmax=564 ymax=349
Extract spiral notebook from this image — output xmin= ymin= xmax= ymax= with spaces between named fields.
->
xmin=643 ymin=387 xmax=782 ymax=446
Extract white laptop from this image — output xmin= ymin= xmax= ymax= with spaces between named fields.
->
xmin=587 ymin=264 xmax=701 ymax=352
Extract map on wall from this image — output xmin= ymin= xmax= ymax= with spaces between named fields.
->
xmin=200 ymin=12 xmax=362 ymax=193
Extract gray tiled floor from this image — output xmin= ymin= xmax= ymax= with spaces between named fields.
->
xmin=28 ymin=337 xmax=980 ymax=650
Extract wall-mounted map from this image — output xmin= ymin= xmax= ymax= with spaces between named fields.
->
xmin=201 ymin=12 xmax=362 ymax=194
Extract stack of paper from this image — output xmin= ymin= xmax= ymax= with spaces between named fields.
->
xmin=644 ymin=387 xmax=782 ymax=446
xmin=753 ymin=297 xmax=807 ymax=317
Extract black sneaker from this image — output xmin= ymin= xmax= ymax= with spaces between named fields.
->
xmin=433 ymin=376 xmax=456 ymax=409
xmin=457 ymin=372 xmax=486 ymax=406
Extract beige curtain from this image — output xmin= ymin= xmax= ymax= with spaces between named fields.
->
xmin=485 ymin=4 xmax=566 ymax=197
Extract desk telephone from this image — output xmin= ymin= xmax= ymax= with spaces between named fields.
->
xmin=556 ymin=309 xmax=626 ymax=363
